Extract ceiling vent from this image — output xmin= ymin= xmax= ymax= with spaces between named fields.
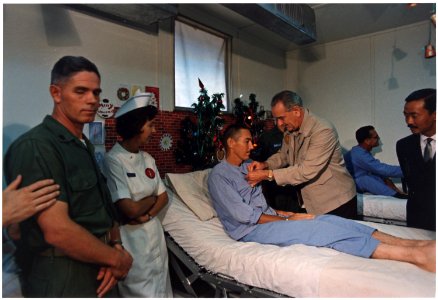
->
xmin=66 ymin=4 xmax=178 ymax=34
xmin=222 ymin=4 xmax=316 ymax=45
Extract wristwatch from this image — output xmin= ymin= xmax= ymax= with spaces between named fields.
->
xmin=267 ymin=169 xmax=274 ymax=181
xmin=109 ymin=239 xmax=123 ymax=247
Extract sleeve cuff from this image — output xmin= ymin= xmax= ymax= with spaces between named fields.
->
xmin=110 ymin=189 xmax=131 ymax=203
xmin=250 ymin=210 xmax=263 ymax=225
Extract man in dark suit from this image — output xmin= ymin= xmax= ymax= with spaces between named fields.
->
xmin=396 ymin=88 xmax=436 ymax=231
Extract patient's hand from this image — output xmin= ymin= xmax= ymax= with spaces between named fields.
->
xmin=275 ymin=210 xmax=294 ymax=218
xmin=287 ymin=212 xmax=314 ymax=220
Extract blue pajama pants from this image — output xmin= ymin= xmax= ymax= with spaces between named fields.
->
xmin=241 ymin=214 xmax=380 ymax=258
xmin=356 ymin=175 xmax=396 ymax=196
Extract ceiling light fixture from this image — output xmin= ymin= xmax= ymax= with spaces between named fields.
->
xmin=425 ymin=22 xmax=436 ymax=59
xmin=425 ymin=44 xmax=436 ymax=59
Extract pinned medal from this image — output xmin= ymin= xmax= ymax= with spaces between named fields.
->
xmin=145 ymin=168 xmax=155 ymax=179
xmin=284 ymin=134 xmax=290 ymax=145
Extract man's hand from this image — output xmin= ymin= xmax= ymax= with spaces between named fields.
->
xmin=246 ymin=170 xmax=268 ymax=187
xmin=3 ymin=175 xmax=60 ymax=227
xmin=247 ymin=161 xmax=268 ymax=172
xmin=96 ymin=267 xmax=118 ymax=298
xmin=109 ymin=247 xmax=133 ymax=280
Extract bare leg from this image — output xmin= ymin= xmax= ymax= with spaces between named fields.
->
xmin=372 ymin=231 xmax=433 ymax=247
xmin=371 ymin=240 xmax=436 ymax=273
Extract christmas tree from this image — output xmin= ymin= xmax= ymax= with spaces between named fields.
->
xmin=232 ymin=93 xmax=265 ymax=155
xmin=175 ymin=79 xmax=225 ymax=170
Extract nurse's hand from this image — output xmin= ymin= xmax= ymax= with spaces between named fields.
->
xmin=127 ymin=213 xmax=152 ymax=225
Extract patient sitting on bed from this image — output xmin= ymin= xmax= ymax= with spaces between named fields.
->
xmin=208 ymin=124 xmax=435 ymax=273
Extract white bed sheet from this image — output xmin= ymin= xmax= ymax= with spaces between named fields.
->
xmin=357 ymin=193 xmax=407 ymax=221
xmin=162 ymin=188 xmax=435 ymax=298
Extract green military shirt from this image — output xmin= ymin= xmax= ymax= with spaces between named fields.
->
xmin=4 ymin=115 xmax=116 ymax=253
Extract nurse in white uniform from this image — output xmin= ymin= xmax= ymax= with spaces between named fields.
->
xmin=103 ymin=91 xmax=172 ymax=297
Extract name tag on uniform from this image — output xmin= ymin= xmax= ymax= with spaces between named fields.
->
xmin=127 ymin=173 xmax=136 ymax=177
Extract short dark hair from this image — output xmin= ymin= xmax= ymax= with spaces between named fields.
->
xmin=51 ymin=56 xmax=100 ymax=85
xmin=405 ymin=88 xmax=436 ymax=114
xmin=116 ymin=106 xmax=158 ymax=140
xmin=222 ymin=123 xmax=250 ymax=152
xmin=355 ymin=125 xmax=374 ymax=143
xmin=271 ymin=90 xmax=303 ymax=110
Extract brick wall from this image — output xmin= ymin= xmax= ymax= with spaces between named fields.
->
xmin=105 ymin=110 xmax=240 ymax=176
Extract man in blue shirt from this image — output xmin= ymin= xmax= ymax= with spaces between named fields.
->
xmin=344 ymin=125 xmax=407 ymax=198
xmin=208 ymin=124 xmax=435 ymax=272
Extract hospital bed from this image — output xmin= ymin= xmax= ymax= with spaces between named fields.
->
xmin=162 ymin=169 xmax=435 ymax=298
xmin=357 ymin=193 xmax=407 ymax=226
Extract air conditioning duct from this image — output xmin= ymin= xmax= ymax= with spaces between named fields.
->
xmin=223 ymin=3 xmax=316 ymax=45
xmin=66 ymin=4 xmax=178 ymax=34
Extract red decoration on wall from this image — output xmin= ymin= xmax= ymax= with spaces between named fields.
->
xmin=104 ymin=109 xmax=253 ymax=177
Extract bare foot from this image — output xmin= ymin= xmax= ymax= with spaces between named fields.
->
xmin=415 ymin=242 xmax=436 ymax=273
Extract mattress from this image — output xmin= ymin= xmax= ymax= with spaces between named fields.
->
xmin=161 ymin=188 xmax=435 ymax=298
xmin=357 ymin=193 xmax=407 ymax=222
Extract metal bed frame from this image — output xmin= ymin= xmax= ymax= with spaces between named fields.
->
xmin=358 ymin=215 xmax=407 ymax=227
xmin=165 ymin=232 xmax=288 ymax=298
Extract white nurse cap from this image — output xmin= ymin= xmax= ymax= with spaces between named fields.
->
xmin=115 ymin=89 xmax=157 ymax=118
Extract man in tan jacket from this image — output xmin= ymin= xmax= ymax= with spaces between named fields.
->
xmin=247 ymin=90 xmax=357 ymax=219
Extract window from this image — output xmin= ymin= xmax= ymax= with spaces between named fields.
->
xmin=174 ymin=19 xmax=229 ymax=110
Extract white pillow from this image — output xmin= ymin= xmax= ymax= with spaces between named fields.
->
xmin=165 ymin=169 xmax=217 ymax=221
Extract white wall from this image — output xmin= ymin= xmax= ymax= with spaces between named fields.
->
xmin=4 ymin=4 xmax=436 ymax=166
xmin=3 ymin=4 xmax=159 ymax=154
xmin=287 ymin=21 xmax=436 ymax=165
xmin=3 ymin=4 xmax=286 ymax=153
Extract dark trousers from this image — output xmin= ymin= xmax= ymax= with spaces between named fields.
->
xmin=262 ymin=181 xmax=305 ymax=212
xmin=22 ymin=255 xmax=119 ymax=298
xmin=326 ymin=196 xmax=358 ymax=220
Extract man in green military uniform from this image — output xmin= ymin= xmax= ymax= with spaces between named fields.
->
xmin=4 ymin=56 xmax=133 ymax=297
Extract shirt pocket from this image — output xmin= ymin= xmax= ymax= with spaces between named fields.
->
xmin=68 ymin=169 xmax=102 ymax=215
xmin=126 ymin=171 xmax=157 ymax=201
xmin=124 ymin=175 xmax=143 ymax=201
